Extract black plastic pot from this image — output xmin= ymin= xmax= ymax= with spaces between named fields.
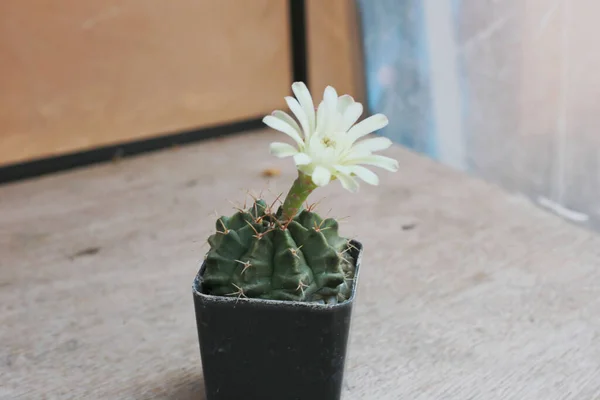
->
xmin=192 ymin=240 xmax=363 ymax=400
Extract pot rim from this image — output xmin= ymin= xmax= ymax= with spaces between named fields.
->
xmin=192 ymin=239 xmax=363 ymax=309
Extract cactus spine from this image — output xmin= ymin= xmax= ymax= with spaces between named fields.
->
xmin=203 ymin=177 xmax=356 ymax=303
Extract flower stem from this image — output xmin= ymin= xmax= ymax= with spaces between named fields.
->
xmin=281 ymin=172 xmax=317 ymax=220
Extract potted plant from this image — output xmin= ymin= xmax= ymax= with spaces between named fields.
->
xmin=192 ymin=82 xmax=398 ymax=400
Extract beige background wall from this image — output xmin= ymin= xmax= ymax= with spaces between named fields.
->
xmin=0 ymin=0 xmax=365 ymax=168
xmin=306 ymin=0 xmax=365 ymax=103
xmin=0 ymin=0 xmax=292 ymax=166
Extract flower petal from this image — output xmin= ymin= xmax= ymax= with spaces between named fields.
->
xmin=348 ymin=154 xmax=399 ymax=172
xmin=269 ymin=142 xmax=298 ymax=158
xmin=352 ymin=137 xmax=393 ymax=153
xmin=294 ymin=153 xmax=312 ymax=166
xmin=334 ymin=164 xmax=352 ymax=175
xmin=285 ymin=96 xmax=311 ymax=139
xmin=337 ymin=95 xmax=355 ymax=115
xmin=324 ymin=86 xmax=338 ymax=109
xmin=346 ymin=114 xmax=389 ymax=143
xmin=272 ymin=110 xmax=302 ymax=139
xmin=292 ymin=82 xmax=316 ymax=134
xmin=316 ymin=100 xmax=327 ymax=133
xmin=340 ymin=102 xmax=364 ymax=132
xmin=335 ymin=171 xmax=359 ymax=193
xmin=351 ymin=165 xmax=379 ymax=185
xmin=311 ymin=166 xmax=331 ymax=187
xmin=263 ymin=115 xmax=303 ymax=146
xmin=323 ymin=86 xmax=338 ymax=132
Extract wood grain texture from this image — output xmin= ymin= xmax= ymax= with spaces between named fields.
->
xmin=1 ymin=129 xmax=600 ymax=399
xmin=0 ymin=0 xmax=291 ymax=166
xmin=306 ymin=0 xmax=365 ymax=102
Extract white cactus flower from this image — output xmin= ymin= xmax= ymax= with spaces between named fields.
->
xmin=264 ymin=82 xmax=398 ymax=192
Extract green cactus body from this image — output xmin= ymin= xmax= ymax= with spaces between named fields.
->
xmin=202 ymin=199 xmax=356 ymax=303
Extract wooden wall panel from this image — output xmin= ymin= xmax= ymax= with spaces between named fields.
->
xmin=0 ymin=0 xmax=291 ymax=166
xmin=306 ymin=0 xmax=365 ymax=102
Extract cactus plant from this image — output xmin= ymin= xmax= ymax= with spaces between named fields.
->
xmin=203 ymin=197 xmax=356 ymax=303
xmin=201 ymin=82 xmax=398 ymax=304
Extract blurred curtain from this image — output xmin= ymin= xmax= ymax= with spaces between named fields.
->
xmin=357 ymin=0 xmax=600 ymax=229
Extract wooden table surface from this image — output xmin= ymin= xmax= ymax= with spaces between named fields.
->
xmin=2 ymin=129 xmax=600 ymax=399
